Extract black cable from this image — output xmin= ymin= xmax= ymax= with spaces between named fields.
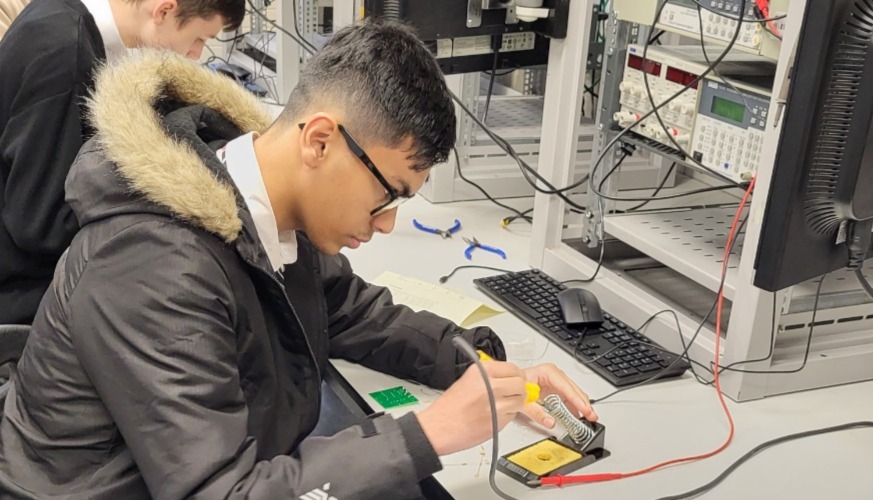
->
xmin=252 ymin=31 xmax=279 ymax=102
xmin=561 ymin=238 xmax=607 ymax=284
xmin=595 ymin=159 xmax=736 ymax=202
xmin=502 ymin=208 xmax=534 ymax=226
xmin=762 ymin=22 xmax=783 ymax=41
xmin=624 ymin=162 xmax=677 ymax=212
xmin=451 ymin=336 xmax=519 ymax=500
xmin=587 ymin=0 xmax=747 ymax=204
xmin=449 ymin=92 xmax=589 ymax=212
xmin=703 ymin=292 xmax=776 ymax=377
xmin=246 ymin=0 xmax=316 ymax=55
xmin=485 ymin=67 xmax=518 ymax=77
xmin=584 ymin=84 xmax=600 ymax=99
xmin=591 ymin=216 xmax=750 ymax=401
xmin=640 ymin=0 xmax=744 ymax=178
xmin=561 ymin=152 xmax=631 ymax=285
xmin=656 ymin=422 xmax=873 ymax=500
xmin=591 ymin=210 xmax=749 ymax=403
xmin=216 ymin=31 xmax=249 ymax=42
xmin=593 ymin=217 xmax=827 ymax=403
xmin=451 ymin=91 xmax=590 ymax=200
xmin=453 ymin=148 xmax=532 ymax=223
xmin=439 ymin=265 xmax=518 ymax=284
xmin=291 ymin=0 xmax=319 ymax=53
xmin=483 ymin=44 xmax=500 ymax=124
xmin=450 ymin=92 xmax=577 ymax=196
xmin=708 ymin=274 xmax=825 ymax=377
xmin=855 ymin=269 xmax=873 ymax=300
xmin=452 ymin=58 xmax=736 ymax=208
xmin=689 ymin=0 xmax=786 ymax=23
xmin=595 ymin=151 xmax=630 ymax=192
xmin=695 ymin=6 xmax=755 ymax=115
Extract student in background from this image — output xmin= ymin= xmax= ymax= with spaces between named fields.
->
xmin=0 ymin=0 xmax=244 ymax=323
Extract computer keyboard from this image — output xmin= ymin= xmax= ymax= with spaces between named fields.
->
xmin=474 ymin=270 xmax=690 ymax=388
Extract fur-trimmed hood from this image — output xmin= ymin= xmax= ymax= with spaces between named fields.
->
xmin=66 ymin=50 xmax=273 ymax=243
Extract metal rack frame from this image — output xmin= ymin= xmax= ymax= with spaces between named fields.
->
xmin=229 ymin=0 xmax=360 ymax=104
xmin=420 ymin=2 xmax=671 ymax=204
xmin=530 ymin=0 xmax=873 ymax=401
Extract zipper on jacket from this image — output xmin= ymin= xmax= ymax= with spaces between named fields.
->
xmin=242 ymin=256 xmax=322 ymax=400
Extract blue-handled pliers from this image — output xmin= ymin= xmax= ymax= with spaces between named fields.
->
xmin=463 ymin=237 xmax=507 ymax=260
xmin=413 ymin=219 xmax=462 ymax=239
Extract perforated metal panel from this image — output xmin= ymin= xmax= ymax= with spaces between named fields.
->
xmin=474 ymin=97 xmax=594 ymax=142
xmin=786 ymin=264 xmax=873 ymax=314
xmin=604 ymin=206 xmax=747 ymax=299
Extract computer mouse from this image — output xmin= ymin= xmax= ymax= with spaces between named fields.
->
xmin=557 ymin=288 xmax=604 ymax=327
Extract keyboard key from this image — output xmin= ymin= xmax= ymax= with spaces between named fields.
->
xmin=501 ymin=294 xmax=541 ymax=320
xmin=596 ymin=358 xmax=612 ymax=367
xmin=639 ymin=363 xmax=660 ymax=373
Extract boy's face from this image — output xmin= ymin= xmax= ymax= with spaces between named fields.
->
xmin=143 ymin=1 xmax=226 ymax=59
xmin=299 ymin=125 xmax=430 ymax=256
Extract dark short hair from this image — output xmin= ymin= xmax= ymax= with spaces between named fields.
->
xmin=175 ymin=0 xmax=245 ymax=31
xmin=277 ymin=19 xmax=456 ymax=171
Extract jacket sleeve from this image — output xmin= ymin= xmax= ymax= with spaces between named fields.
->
xmin=0 ymin=41 xmax=84 ymax=254
xmin=68 ymin=223 xmax=441 ymax=500
xmin=320 ymin=252 xmax=506 ymax=390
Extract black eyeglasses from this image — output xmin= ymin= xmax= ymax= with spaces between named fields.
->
xmin=298 ymin=123 xmax=411 ymax=216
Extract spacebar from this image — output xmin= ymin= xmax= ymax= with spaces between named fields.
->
xmin=500 ymin=294 xmax=541 ymax=320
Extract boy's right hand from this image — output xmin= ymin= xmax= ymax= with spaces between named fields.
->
xmin=416 ymin=361 xmax=527 ymax=456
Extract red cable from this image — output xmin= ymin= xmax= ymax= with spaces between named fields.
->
xmin=755 ymin=0 xmax=782 ymax=38
xmin=540 ymin=177 xmax=757 ymax=488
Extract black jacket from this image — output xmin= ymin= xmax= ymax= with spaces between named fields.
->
xmin=0 ymin=0 xmax=105 ymax=324
xmin=0 ymin=52 xmax=505 ymax=498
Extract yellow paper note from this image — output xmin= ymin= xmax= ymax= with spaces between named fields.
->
xmin=372 ymin=271 xmax=503 ymax=327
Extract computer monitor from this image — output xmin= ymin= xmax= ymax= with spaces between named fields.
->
xmin=754 ymin=0 xmax=873 ymax=292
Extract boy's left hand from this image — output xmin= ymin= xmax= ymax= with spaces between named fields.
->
xmin=521 ymin=363 xmax=597 ymax=429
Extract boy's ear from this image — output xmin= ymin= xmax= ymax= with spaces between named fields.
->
xmin=151 ymin=0 xmax=179 ymax=25
xmin=298 ymin=114 xmax=341 ymax=167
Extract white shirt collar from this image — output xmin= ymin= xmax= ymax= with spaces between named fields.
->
xmin=80 ymin=0 xmax=127 ymax=63
xmin=221 ymin=132 xmax=298 ymax=272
